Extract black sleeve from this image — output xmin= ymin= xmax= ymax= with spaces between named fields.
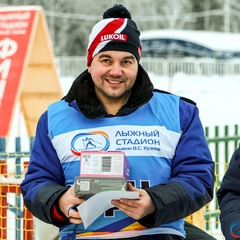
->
xmin=217 ymin=145 xmax=240 ymax=240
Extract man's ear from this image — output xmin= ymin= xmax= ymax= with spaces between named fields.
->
xmin=88 ymin=66 xmax=91 ymax=74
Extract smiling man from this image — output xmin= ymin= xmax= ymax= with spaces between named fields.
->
xmin=20 ymin=4 xmax=214 ymax=240
xmin=88 ymin=51 xmax=138 ymax=115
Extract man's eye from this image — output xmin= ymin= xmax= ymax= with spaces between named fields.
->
xmin=102 ymin=59 xmax=111 ymax=64
xmin=122 ymin=60 xmax=132 ymax=65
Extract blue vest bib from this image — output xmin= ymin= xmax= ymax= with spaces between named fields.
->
xmin=48 ymin=92 xmax=185 ymax=238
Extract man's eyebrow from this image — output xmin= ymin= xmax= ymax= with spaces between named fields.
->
xmin=98 ymin=54 xmax=112 ymax=59
xmin=98 ymin=54 xmax=135 ymax=60
xmin=122 ymin=55 xmax=135 ymax=60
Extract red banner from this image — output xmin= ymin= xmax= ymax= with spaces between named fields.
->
xmin=0 ymin=8 xmax=36 ymax=136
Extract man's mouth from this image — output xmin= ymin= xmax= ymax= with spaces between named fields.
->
xmin=106 ymin=79 xmax=122 ymax=84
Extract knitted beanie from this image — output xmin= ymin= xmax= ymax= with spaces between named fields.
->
xmin=87 ymin=4 xmax=142 ymax=66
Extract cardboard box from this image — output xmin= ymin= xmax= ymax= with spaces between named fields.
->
xmin=74 ymin=176 xmax=127 ymax=197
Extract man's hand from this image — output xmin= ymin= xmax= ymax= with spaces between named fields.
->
xmin=111 ymin=183 xmax=156 ymax=220
xmin=58 ymin=186 xmax=85 ymax=224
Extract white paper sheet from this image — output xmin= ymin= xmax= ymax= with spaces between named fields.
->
xmin=77 ymin=190 xmax=139 ymax=229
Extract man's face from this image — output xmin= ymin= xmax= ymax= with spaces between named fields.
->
xmin=88 ymin=51 xmax=138 ymax=105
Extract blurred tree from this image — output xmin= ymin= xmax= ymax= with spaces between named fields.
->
xmin=0 ymin=0 xmax=240 ymax=56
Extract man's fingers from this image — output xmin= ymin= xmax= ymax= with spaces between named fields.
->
xmin=127 ymin=182 xmax=138 ymax=191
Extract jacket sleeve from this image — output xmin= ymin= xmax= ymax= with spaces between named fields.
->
xmin=139 ymin=99 xmax=215 ymax=227
xmin=217 ymin=145 xmax=240 ymax=240
xmin=20 ymin=111 xmax=69 ymax=226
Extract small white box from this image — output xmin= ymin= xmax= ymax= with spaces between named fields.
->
xmin=80 ymin=151 xmax=130 ymax=179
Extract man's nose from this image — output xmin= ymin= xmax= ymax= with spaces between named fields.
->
xmin=109 ymin=63 xmax=122 ymax=76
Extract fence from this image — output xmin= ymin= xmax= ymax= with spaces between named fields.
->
xmin=0 ymin=137 xmax=34 ymax=240
xmin=204 ymin=125 xmax=240 ymax=239
xmin=1 ymin=125 xmax=240 ymax=239
xmin=55 ymin=56 xmax=240 ymax=78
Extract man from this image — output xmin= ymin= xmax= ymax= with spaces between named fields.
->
xmin=217 ymin=144 xmax=240 ymax=240
xmin=21 ymin=4 xmax=214 ymax=240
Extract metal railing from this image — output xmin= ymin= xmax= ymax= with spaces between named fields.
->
xmin=55 ymin=56 xmax=240 ymax=78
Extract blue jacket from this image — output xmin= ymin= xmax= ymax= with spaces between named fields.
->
xmin=217 ymin=145 xmax=240 ymax=240
xmin=21 ymin=65 xmax=214 ymax=239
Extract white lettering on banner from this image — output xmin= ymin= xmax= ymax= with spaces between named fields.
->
xmin=0 ymin=38 xmax=18 ymax=59
xmin=0 ymin=20 xmax=29 ymax=30
xmin=101 ymin=34 xmax=127 ymax=42
xmin=0 ymin=38 xmax=18 ymax=108
xmin=0 ymin=12 xmax=30 ymax=31
xmin=0 ymin=12 xmax=31 ymax=21
xmin=0 ymin=78 xmax=6 ymax=106
xmin=0 ymin=59 xmax=12 ymax=108
xmin=0 ymin=58 xmax=11 ymax=78
xmin=0 ymin=12 xmax=30 ymax=35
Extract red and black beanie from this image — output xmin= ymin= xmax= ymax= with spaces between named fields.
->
xmin=87 ymin=4 xmax=142 ymax=66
